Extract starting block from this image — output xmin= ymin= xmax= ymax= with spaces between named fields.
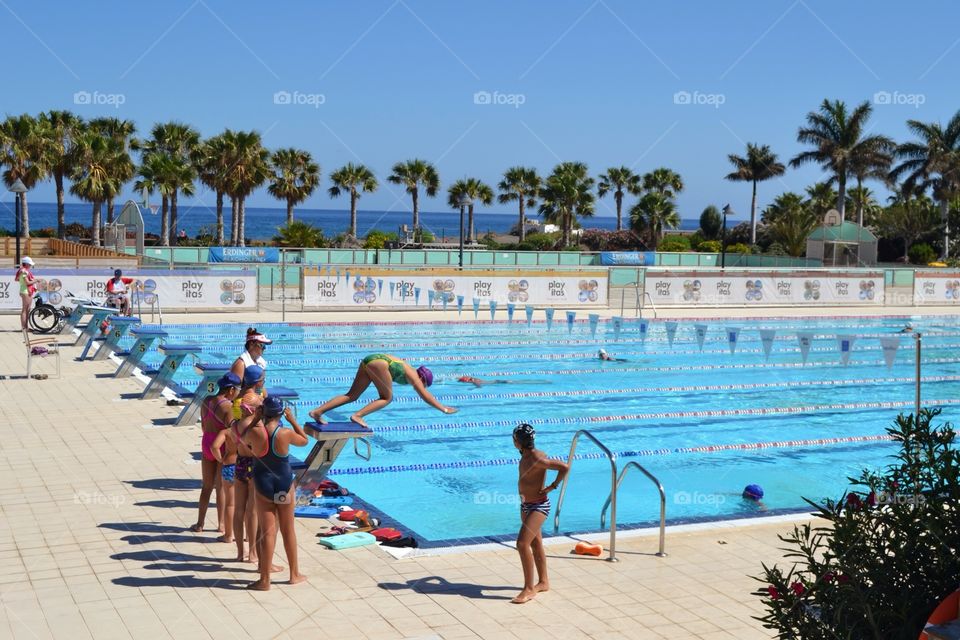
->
xmin=76 ymin=307 xmax=118 ymax=357
xmin=140 ymin=343 xmax=201 ymax=400
xmin=114 ymin=327 xmax=167 ymax=378
xmin=173 ymin=360 xmax=301 ymax=426
xmin=92 ymin=315 xmax=140 ymax=361
xmin=295 ymin=422 xmax=372 ymax=498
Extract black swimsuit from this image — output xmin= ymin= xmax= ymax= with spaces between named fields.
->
xmin=253 ymin=423 xmax=293 ymax=501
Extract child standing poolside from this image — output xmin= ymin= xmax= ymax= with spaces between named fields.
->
xmin=191 ymin=373 xmax=239 ymax=533
xmin=511 ymin=423 xmax=569 ymax=605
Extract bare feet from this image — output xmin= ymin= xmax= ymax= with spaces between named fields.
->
xmin=289 ymin=574 xmax=308 ymax=585
xmin=246 ymin=580 xmax=270 ymax=591
xmin=534 ymin=581 xmax=550 ymax=593
xmin=233 ymin=553 xmax=244 ymax=562
xmin=218 ymin=534 xmax=234 ymax=543
xmin=349 ymin=414 xmax=369 ymax=428
xmin=188 ymin=523 xmax=203 ymax=533
xmin=511 ymin=588 xmax=537 ymax=604
xmin=217 ymin=525 xmax=225 ymax=533
xmin=271 ymin=564 xmax=284 ymax=573
xmin=308 ymin=410 xmax=328 ymax=424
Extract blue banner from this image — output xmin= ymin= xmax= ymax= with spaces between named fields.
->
xmin=209 ymin=247 xmax=279 ymax=263
xmin=599 ymin=251 xmax=655 ymax=266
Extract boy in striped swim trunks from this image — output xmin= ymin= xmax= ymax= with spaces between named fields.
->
xmin=512 ymin=423 xmax=569 ymax=604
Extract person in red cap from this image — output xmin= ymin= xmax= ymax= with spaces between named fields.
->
xmin=308 ymin=353 xmax=457 ymax=428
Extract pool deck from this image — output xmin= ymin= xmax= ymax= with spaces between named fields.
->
xmin=0 ymin=304 xmax=952 ymax=639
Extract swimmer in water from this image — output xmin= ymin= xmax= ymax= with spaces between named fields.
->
xmin=741 ymin=484 xmax=767 ymax=511
xmin=899 ymin=325 xmax=914 ymax=333
xmin=598 ymin=348 xmax=627 ymax=362
xmin=457 ymin=375 xmax=515 ymax=387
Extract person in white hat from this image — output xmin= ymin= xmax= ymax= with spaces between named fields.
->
xmin=15 ymin=257 xmax=40 ymax=331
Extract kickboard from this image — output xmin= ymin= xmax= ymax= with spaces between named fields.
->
xmin=317 ymin=531 xmax=377 ymax=550
xmin=294 ymin=505 xmax=337 ymax=519
xmin=310 ymin=496 xmax=353 ymax=506
xmin=306 ymin=421 xmax=374 ymax=433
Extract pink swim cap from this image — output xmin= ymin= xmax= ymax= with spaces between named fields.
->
xmin=417 ymin=366 xmax=433 ymax=387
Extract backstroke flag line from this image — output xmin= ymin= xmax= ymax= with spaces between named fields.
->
xmin=638 ymin=319 xmax=649 ymax=343
xmin=665 ymin=321 xmax=678 ymax=348
xmin=566 ymin=311 xmax=576 ymax=333
xmin=525 ymin=305 xmax=534 ymax=326
xmin=472 ymin=298 xmax=480 ymax=318
xmin=759 ymin=329 xmax=777 ymax=361
xmin=589 ymin=314 xmax=599 ymax=337
xmin=456 ymin=295 xmax=464 ymax=315
xmin=427 ymin=290 xmax=435 ymax=307
xmin=545 ymin=308 xmax=555 ymax=330
xmin=612 ymin=316 xmax=622 ymax=342
xmin=414 ymin=287 xmax=421 ymax=306
xmin=797 ymin=332 xmax=814 ymax=364
xmin=489 ymin=300 xmax=497 ymax=320
xmin=879 ymin=335 xmax=900 ymax=369
xmin=507 ymin=303 xmax=515 ymax=322
xmin=727 ymin=327 xmax=741 ymax=355
xmin=837 ymin=335 xmax=856 ymax=366
xmin=694 ymin=323 xmax=708 ymax=351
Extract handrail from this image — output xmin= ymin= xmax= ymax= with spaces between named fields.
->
xmin=354 ymin=436 xmax=372 ymax=461
xmin=600 ymin=461 xmax=667 ymax=557
xmin=639 ymin=291 xmax=658 ymax=319
xmin=553 ymin=429 xmax=619 ymax=562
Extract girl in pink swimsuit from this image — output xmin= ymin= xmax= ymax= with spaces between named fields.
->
xmin=191 ymin=373 xmax=241 ymax=533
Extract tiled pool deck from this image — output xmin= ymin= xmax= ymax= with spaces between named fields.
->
xmin=1 ymin=305 xmax=953 ymax=639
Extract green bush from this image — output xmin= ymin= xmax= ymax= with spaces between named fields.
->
xmin=765 ymin=242 xmax=787 ymax=256
xmin=30 ymin=227 xmax=56 ymax=238
xmin=696 ymin=239 xmax=722 ymax=252
xmin=908 ymin=242 xmax=937 ymax=265
xmin=273 ymin=221 xmax=327 ymax=248
xmin=417 ymin=229 xmax=435 ymax=243
xmin=363 ymin=230 xmax=398 ymax=249
xmin=65 ymin=222 xmax=89 ymax=238
xmin=658 ymin=235 xmax=691 ymax=252
xmin=480 ymin=232 xmax=501 ymax=250
xmin=726 ymin=242 xmax=751 ymax=254
xmin=518 ymin=232 xmax=557 ymax=251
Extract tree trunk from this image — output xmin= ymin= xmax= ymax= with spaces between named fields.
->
xmin=230 ymin=197 xmax=238 ymax=246
xmin=160 ymin=195 xmax=169 ymax=247
xmin=106 ymin=197 xmax=115 ymax=225
xmin=836 ymin=175 xmax=847 ymax=222
xmin=55 ymin=172 xmax=66 ymax=239
xmin=238 ymin=197 xmax=246 ymax=247
xmin=286 ymin=200 xmax=294 ymax=226
xmin=215 ymin=190 xmax=224 ymax=246
xmin=91 ymin=201 xmax=102 ymax=247
xmin=518 ymin=198 xmax=526 ymax=242
xmin=349 ymin=190 xmax=358 ymax=238
xmin=941 ymin=198 xmax=950 ymax=260
xmin=615 ymin=191 xmax=623 ymax=231
xmin=170 ymin=189 xmax=179 ymax=246
xmin=20 ymin=192 xmax=29 ymax=238
xmin=750 ymin=180 xmax=758 ymax=245
xmin=468 ymin=205 xmax=475 ymax=243
xmin=562 ymin=209 xmax=571 ymax=247
xmin=856 ymin=176 xmax=864 ymax=227
xmin=412 ymin=188 xmax=420 ymax=230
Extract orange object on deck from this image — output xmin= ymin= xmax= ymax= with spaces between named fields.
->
xmin=573 ymin=541 xmax=603 ymax=556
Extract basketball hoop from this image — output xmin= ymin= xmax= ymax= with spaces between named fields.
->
xmin=148 ymin=205 xmax=159 ymax=216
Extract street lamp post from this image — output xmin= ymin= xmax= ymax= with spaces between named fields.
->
xmin=9 ymin=179 xmax=27 ymax=267
xmin=458 ymin=193 xmax=472 ymax=269
xmin=721 ymin=204 xmax=733 ymax=270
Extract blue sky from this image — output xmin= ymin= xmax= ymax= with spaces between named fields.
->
xmin=3 ymin=0 xmax=960 ymax=222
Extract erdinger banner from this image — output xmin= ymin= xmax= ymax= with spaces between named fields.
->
xmin=644 ymin=270 xmax=884 ymax=306
xmin=914 ymin=272 xmax=960 ymax=304
xmin=0 ymin=268 xmax=257 ymax=311
xmin=302 ymin=269 xmax=608 ymax=308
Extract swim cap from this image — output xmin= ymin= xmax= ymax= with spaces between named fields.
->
xmin=217 ymin=372 xmax=241 ymax=389
xmin=742 ymin=484 xmax=764 ymax=500
xmin=243 ymin=365 xmax=265 ymax=387
xmin=263 ymin=396 xmax=284 ymax=418
xmin=513 ymin=423 xmax=535 ymax=449
xmin=114 ymin=269 xmax=122 ymax=277
xmin=417 ymin=365 xmax=433 ymax=387
xmin=598 ymin=348 xmax=607 ymax=356
xmin=457 ymin=375 xmax=470 ymax=382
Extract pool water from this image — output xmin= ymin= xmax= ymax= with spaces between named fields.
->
xmin=127 ymin=316 xmax=956 ymax=543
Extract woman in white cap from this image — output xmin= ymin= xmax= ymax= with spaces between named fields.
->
xmin=15 ymin=257 xmax=40 ymax=331
xmin=230 ymin=327 xmax=271 ymax=392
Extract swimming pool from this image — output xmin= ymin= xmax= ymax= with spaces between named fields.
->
xmin=127 ymin=315 xmax=955 ymax=545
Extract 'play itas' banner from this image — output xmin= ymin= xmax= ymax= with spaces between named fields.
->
xmin=302 ymin=270 xmax=608 ymax=308
xmin=644 ymin=270 xmax=883 ymax=306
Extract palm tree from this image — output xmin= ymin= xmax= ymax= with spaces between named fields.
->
xmin=38 ymin=111 xmax=83 ymax=238
xmin=761 ymin=192 xmax=818 ymax=256
xmin=597 ymin=166 xmax=641 ymax=231
xmin=221 ymin=130 xmax=269 ymax=247
xmin=805 ymin=182 xmax=838 ymax=218
xmin=193 ymin=134 xmax=232 ymax=245
xmin=0 ymin=114 xmax=47 ymax=237
xmin=630 ymin=192 xmax=679 ymax=250
xmin=274 ymin=220 xmax=325 ymax=247
xmin=89 ymin=117 xmax=136 ymax=224
xmin=71 ymin=131 xmax=124 ymax=246
xmin=268 ymin=148 xmax=320 ymax=225
xmin=847 ymin=139 xmax=894 ymax=227
xmin=539 ymin=162 xmax=595 ymax=247
xmin=447 ymin=178 xmax=494 ymax=243
xmin=134 ymin=153 xmax=174 ymax=244
xmin=135 ymin=122 xmax=200 ymax=245
xmin=387 ymin=159 xmax=439 ymax=230
xmin=497 ymin=166 xmax=541 ymax=242
xmin=328 ymin=163 xmax=378 ymax=240
xmin=642 ymin=167 xmax=684 ymax=198
xmin=878 ymin=190 xmax=939 ymax=261
xmin=890 ymin=111 xmax=960 ymax=259
xmin=790 ymin=99 xmax=891 ymax=222
xmin=725 ymin=143 xmax=786 ymax=244
xmin=845 ymin=186 xmax=882 ymax=227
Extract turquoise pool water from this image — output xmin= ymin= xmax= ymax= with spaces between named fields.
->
xmin=126 ymin=316 xmax=955 ymax=543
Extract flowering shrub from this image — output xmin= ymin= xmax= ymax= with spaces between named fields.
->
xmin=579 ymin=229 xmax=645 ymax=251
xmin=754 ymin=408 xmax=960 ymax=638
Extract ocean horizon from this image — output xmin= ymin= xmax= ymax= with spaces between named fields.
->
xmin=1 ymin=201 xmax=712 ymax=241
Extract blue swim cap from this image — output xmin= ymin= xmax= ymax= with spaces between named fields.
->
xmin=743 ymin=484 xmax=764 ymax=500
xmin=243 ymin=365 xmax=265 ymax=387
xmin=217 ymin=372 xmax=241 ymax=389
xmin=263 ymin=396 xmax=284 ymax=418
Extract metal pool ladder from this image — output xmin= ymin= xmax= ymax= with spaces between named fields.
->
xmin=552 ymin=429 xmax=667 ymax=562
